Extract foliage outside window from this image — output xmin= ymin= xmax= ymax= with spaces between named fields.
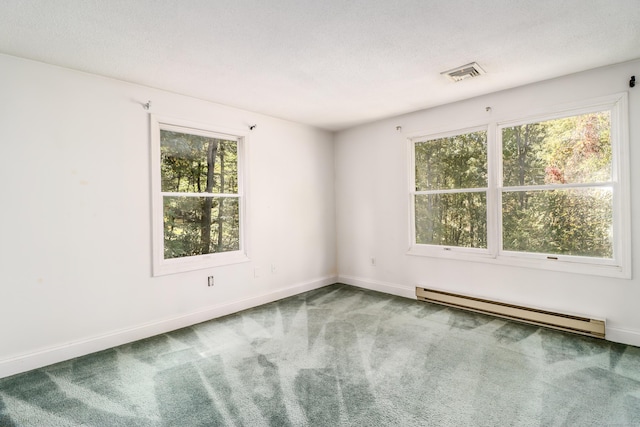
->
xmin=501 ymin=112 xmax=612 ymax=258
xmin=414 ymin=130 xmax=488 ymax=249
xmin=151 ymin=117 xmax=248 ymax=276
xmin=409 ymin=95 xmax=630 ymax=278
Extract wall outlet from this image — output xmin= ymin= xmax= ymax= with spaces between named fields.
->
xmin=207 ymin=276 xmax=215 ymax=287
xmin=271 ymin=264 xmax=277 ymax=274
xmin=254 ymin=267 xmax=261 ymax=278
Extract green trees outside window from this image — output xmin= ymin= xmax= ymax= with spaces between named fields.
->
xmin=501 ymin=112 xmax=612 ymax=258
xmin=414 ymin=130 xmax=487 ymax=248
xmin=160 ymin=130 xmax=240 ymax=259
xmin=413 ymin=109 xmax=618 ymax=263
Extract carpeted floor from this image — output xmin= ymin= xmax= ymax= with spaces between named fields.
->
xmin=1 ymin=283 xmax=639 ymax=426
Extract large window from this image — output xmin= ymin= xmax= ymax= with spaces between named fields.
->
xmin=409 ymin=94 xmax=630 ymax=278
xmin=151 ymin=116 xmax=249 ymax=276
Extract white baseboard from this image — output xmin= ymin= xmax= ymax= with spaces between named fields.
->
xmin=0 ymin=275 xmax=337 ymax=380
xmin=338 ymin=275 xmax=415 ymax=299
xmin=605 ymin=326 xmax=640 ymax=347
xmin=4 ymin=274 xmax=637 ymax=379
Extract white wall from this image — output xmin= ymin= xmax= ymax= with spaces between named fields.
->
xmin=2 ymin=52 xmax=637 ymax=380
xmin=0 ymin=54 xmax=337 ymax=378
xmin=335 ymin=59 xmax=640 ymax=346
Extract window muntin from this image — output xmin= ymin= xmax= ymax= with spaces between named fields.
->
xmin=151 ymin=116 xmax=248 ymax=276
xmin=409 ymin=94 xmax=629 ymax=277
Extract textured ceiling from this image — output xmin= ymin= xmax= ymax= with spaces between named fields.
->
xmin=1 ymin=1 xmax=639 ymax=130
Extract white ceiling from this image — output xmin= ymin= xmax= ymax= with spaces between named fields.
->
xmin=1 ymin=1 xmax=639 ymax=131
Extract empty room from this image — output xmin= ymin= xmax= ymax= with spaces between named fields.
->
xmin=1 ymin=1 xmax=640 ymax=426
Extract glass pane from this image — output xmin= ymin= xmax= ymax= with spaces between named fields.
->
xmin=502 ymin=112 xmax=611 ymax=187
xmin=415 ymin=193 xmax=487 ymax=248
xmin=415 ymin=130 xmax=487 ymax=191
xmin=161 ymin=130 xmax=238 ymax=194
xmin=163 ymin=196 xmax=240 ymax=259
xmin=502 ymin=188 xmax=612 ymax=258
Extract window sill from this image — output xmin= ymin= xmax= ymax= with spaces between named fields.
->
xmin=407 ymin=246 xmax=630 ymax=279
xmin=153 ymin=251 xmax=250 ymax=277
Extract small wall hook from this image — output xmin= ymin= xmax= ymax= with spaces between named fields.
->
xmin=142 ymin=100 xmax=151 ymax=110
xmin=630 ymin=76 xmax=636 ymax=88
xmin=485 ymin=106 xmax=492 ymax=112
xmin=249 ymin=124 xmax=257 ymax=130
xmin=396 ymin=126 xmax=402 ymax=131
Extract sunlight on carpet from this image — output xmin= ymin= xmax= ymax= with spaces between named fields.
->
xmin=1 ymin=284 xmax=639 ymax=426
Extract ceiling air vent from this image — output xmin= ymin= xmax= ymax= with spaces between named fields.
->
xmin=441 ymin=62 xmax=485 ymax=82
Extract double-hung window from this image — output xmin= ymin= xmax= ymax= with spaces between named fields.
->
xmin=151 ymin=116 xmax=249 ymax=276
xmin=413 ymin=128 xmax=489 ymax=252
xmin=409 ymin=94 xmax=630 ymax=278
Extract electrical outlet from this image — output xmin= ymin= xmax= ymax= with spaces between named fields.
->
xmin=254 ymin=267 xmax=261 ymax=278
xmin=207 ymin=276 xmax=215 ymax=287
xmin=271 ymin=264 xmax=277 ymax=274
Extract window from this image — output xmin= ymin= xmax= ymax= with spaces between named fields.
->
xmin=151 ymin=116 xmax=249 ymax=276
xmin=409 ymin=94 xmax=630 ymax=278
xmin=500 ymin=112 xmax=613 ymax=259
xmin=414 ymin=128 xmax=488 ymax=250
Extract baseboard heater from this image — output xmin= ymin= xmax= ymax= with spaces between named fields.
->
xmin=416 ymin=287 xmax=605 ymax=339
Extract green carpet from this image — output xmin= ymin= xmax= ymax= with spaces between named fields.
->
xmin=1 ymin=284 xmax=639 ymax=426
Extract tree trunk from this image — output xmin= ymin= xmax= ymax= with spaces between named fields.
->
xmin=516 ymin=127 xmax=527 ymax=208
xmin=217 ymin=145 xmax=225 ymax=251
xmin=201 ymin=139 xmax=218 ymax=254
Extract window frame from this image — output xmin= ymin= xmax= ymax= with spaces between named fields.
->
xmin=150 ymin=115 xmax=250 ymax=276
xmin=407 ymin=93 xmax=631 ymax=278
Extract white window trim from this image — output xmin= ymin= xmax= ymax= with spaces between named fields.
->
xmin=150 ymin=115 xmax=250 ymax=276
xmin=407 ymin=93 xmax=631 ymax=279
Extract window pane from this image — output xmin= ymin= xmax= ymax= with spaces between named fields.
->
xmin=160 ymin=130 xmax=238 ymax=194
xmin=502 ymin=112 xmax=611 ymax=187
xmin=502 ymin=188 xmax=612 ymax=258
xmin=415 ymin=193 xmax=487 ymax=248
xmin=415 ymin=130 xmax=487 ymax=191
xmin=163 ymin=196 xmax=240 ymax=259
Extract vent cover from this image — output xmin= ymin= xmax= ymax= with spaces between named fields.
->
xmin=441 ymin=62 xmax=485 ymax=82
